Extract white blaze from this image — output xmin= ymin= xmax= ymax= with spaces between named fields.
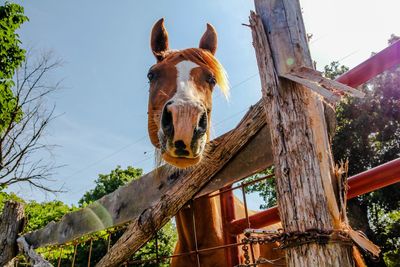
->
xmin=173 ymin=60 xmax=200 ymax=102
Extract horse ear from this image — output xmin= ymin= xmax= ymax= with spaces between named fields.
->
xmin=151 ymin=18 xmax=169 ymax=62
xmin=199 ymin=23 xmax=217 ymax=55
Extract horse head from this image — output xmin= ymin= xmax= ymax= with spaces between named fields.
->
xmin=147 ymin=19 xmax=228 ymax=168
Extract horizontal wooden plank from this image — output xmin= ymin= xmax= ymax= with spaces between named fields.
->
xmin=23 ymin=100 xmax=272 ymax=249
xmin=294 ymin=67 xmax=365 ymax=98
xmin=281 ymin=73 xmax=341 ymax=103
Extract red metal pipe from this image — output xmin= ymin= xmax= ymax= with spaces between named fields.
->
xmin=336 ymin=39 xmax=400 ymax=87
xmin=229 ymin=206 xmax=280 ymax=236
xmin=229 ymin=158 xmax=400 ymax=235
xmin=347 ymin=158 xmax=400 ymax=199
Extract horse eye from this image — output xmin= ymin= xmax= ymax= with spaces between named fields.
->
xmin=207 ymin=75 xmax=217 ymax=86
xmin=147 ymin=72 xmax=155 ymax=81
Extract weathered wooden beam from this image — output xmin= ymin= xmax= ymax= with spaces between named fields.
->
xmin=0 ymin=201 xmax=25 ymax=266
xmin=281 ymin=73 xmax=341 ymax=103
xmin=17 ymin=237 xmax=53 ymax=267
xmin=291 ymin=67 xmax=365 ymax=98
xmin=96 ymin=99 xmax=267 ymax=267
xmin=252 ymin=0 xmax=355 ymax=265
xmin=23 ymin=100 xmax=272 ymax=249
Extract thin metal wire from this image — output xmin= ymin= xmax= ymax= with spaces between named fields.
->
xmin=128 ymin=242 xmax=245 ymax=265
xmin=87 ymin=239 xmax=93 ymax=267
xmin=155 ymin=232 xmax=159 ymax=264
xmin=50 ymin=247 xmax=55 ymax=262
xmin=190 ymin=200 xmax=201 ymax=267
xmin=46 ymin=238 xmax=246 ymax=266
xmin=71 ymin=243 xmax=78 ymax=267
xmin=107 ymin=232 xmax=112 ymax=252
xmin=57 ymin=247 xmax=63 ymax=267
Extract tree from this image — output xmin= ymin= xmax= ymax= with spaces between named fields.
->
xmin=0 ymin=2 xmax=28 ymax=133
xmin=0 ymin=51 xmax=62 ymax=192
xmin=332 ymin=36 xmax=400 ymax=267
xmin=79 ymin=165 xmax=143 ymax=206
xmin=244 ymin=167 xmax=276 ymax=209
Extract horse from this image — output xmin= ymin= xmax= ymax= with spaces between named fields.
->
xmin=147 ymin=18 xmax=285 ymax=266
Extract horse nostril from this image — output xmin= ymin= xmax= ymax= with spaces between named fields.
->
xmin=196 ymin=112 xmax=207 ymax=136
xmin=161 ymin=104 xmax=174 ymax=137
xmin=174 ymin=140 xmax=186 ymax=150
xmin=174 ymin=140 xmax=189 ymax=156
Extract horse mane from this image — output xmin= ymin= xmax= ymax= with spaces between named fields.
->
xmin=163 ymin=48 xmax=230 ymax=98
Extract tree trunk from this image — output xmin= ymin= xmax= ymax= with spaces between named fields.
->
xmin=251 ymin=0 xmax=354 ymax=266
xmin=0 ymin=200 xmax=25 ymax=265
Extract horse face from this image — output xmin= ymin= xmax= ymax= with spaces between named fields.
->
xmin=147 ymin=19 xmax=228 ymax=169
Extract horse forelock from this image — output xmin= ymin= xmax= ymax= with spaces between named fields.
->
xmin=163 ymin=48 xmax=230 ymax=98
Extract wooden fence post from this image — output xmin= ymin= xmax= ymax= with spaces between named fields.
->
xmin=251 ymin=0 xmax=354 ymax=265
xmin=0 ymin=201 xmax=25 ymax=265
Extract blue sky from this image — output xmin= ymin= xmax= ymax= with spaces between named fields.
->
xmin=7 ymin=0 xmax=400 ymax=207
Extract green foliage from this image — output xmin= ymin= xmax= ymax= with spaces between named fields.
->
xmin=24 ymin=200 xmax=77 ymax=233
xmin=323 ymin=61 xmax=349 ymax=80
xmin=0 ymin=2 xmax=27 ymax=133
xmin=370 ymin=205 xmax=400 ymax=267
xmin=244 ymin=167 xmax=276 ymax=209
xmin=333 ymin=59 xmax=400 ymax=266
xmin=79 ymin=165 xmax=143 ymax=206
xmin=0 ymin=190 xmax=24 ymax=209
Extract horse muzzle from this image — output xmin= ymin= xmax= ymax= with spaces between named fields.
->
xmin=159 ymin=101 xmax=208 ymax=168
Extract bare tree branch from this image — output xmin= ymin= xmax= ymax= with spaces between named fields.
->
xmin=0 ymin=51 xmax=63 ymax=193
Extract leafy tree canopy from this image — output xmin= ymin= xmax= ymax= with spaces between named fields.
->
xmin=78 ymin=165 xmax=143 ymax=206
xmin=0 ymin=2 xmax=28 ymax=133
xmin=332 ymin=37 xmax=400 ymax=266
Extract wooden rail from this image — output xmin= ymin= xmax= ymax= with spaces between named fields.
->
xmin=23 ymin=100 xmax=274 ymax=249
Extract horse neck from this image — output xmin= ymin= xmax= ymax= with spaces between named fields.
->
xmin=175 ymin=195 xmax=224 ymax=250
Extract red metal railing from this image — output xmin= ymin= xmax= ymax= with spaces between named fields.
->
xmin=229 ymin=158 xmax=400 ymax=235
xmin=336 ymin=39 xmax=400 ymax=87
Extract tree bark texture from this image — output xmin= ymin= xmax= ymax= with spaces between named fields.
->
xmin=17 ymin=237 xmax=53 ymax=267
xmin=0 ymin=201 xmax=25 ymax=266
xmin=251 ymin=0 xmax=354 ymax=266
